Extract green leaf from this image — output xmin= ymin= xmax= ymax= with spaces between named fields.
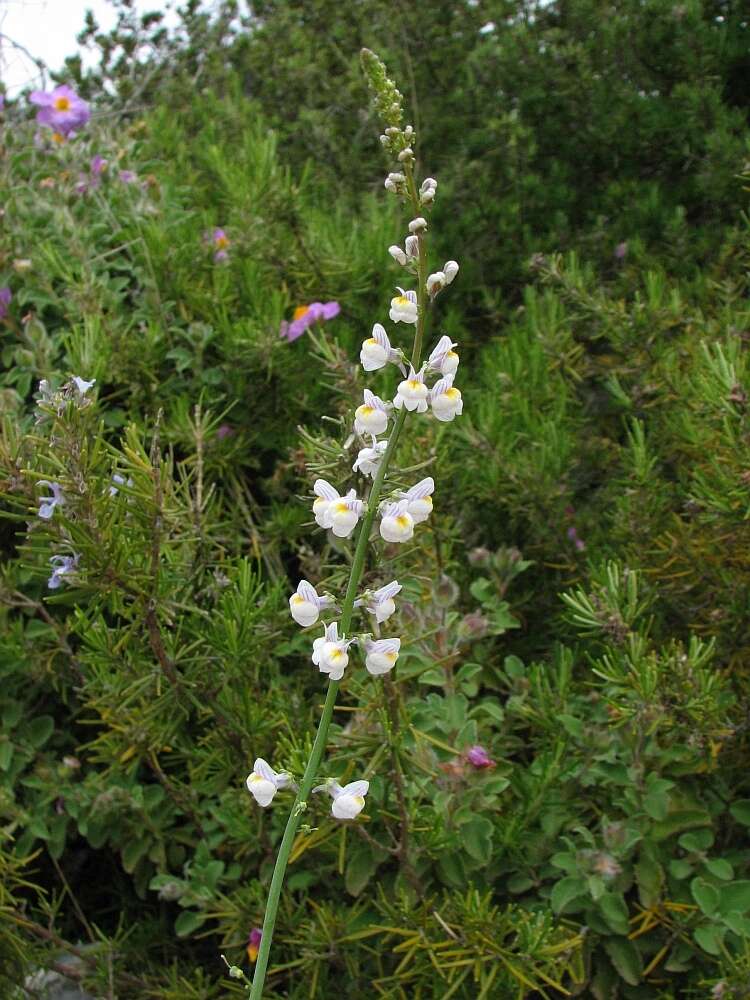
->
xmin=461 ymin=817 xmax=494 ymax=864
xmin=507 ymin=874 xmax=534 ymax=894
xmin=2 ymin=702 xmax=22 ymax=729
xmin=693 ymin=924 xmax=725 ymax=956
xmin=604 ymin=937 xmax=642 ymax=986
xmin=474 ymin=701 xmax=504 ymax=723
xmin=729 ymin=800 xmax=750 ymax=826
xmin=174 ymin=910 xmax=207 ymax=937
xmin=721 ymin=911 xmax=750 ymax=937
xmin=26 ymin=716 xmax=55 ymax=749
xmin=643 ymin=790 xmax=669 ymax=821
xmin=635 ymin=854 xmax=663 ymax=907
xmin=704 ymin=859 xmax=733 ymax=881
xmin=598 ymin=892 xmax=630 ymax=935
xmin=345 ymin=843 xmax=379 ymax=897
xmin=678 ymin=828 xmax=714 ymax=852
xmin=669 ymin=859 xmax=693 ymax=880
xmin=503 ymin=655 xmax=525 ymax=679
xmin=718 ymin=880 xmax=750 ymax=915
xmin=0 ymin=742 xmax=13 ymax=771
xmin=651 ymin=809 xmax=711 ymax=842
xmin=558 ymin=714 xmax=583 ymax=740
xmin=122 ymin=838 xmax=150 ymax=874
xmin=550 ymin=876 xmax=587 ymax=914
xmin=691 ymin=877 xmax=720 ymax=916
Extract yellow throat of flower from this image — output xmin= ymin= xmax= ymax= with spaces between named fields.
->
xmin=293 ymin=305 xmax=310 ymax=321
xmin=54 ymin=97 xmax=71 ymax=111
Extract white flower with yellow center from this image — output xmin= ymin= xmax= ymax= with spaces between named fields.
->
xmin=426 ymin=335 xmax=459 ymax=376
xmin=312 ymin=622 xmax=354 ymax=681
xmin=289 ymin=580 xmax=336 ymax=627
xmin=246 ymin=758 xmax=292 ymax=807
xmin=353 ymin=439 xmax=387 ymax=478
xmin=360 ymin=323 xmax=402 ymax=372
xmin=393 ymin=366 xmax=429 ymax=413
xmin=430 ymin=375 xmax=463 ymax=423
xmin=354 ymin=389 xmax=390 ymax=437
xmin=389 ymin=287 xmax=418 ymax=325
xmin=312 ymin=480 xmax=364 ymax=537
xmin=314 ymin=779 xmax=370 ymax=820
xmin=395 ymin=477 xmax=434 ymax=524
xmin=379 ymin=501 xmax=415 ymax=543
xmin=312 ymin=479 xmax=340 ymax=528
xmin=363 ymin=636 xmax=401 ymax=675
xmin=355 ymin=580 xmax=402 ymax=622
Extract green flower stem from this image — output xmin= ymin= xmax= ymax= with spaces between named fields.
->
xmin=250 ymin=171 xmax=429 ymax=999
xmin=249 ymin=407 xmax=408 ymax=999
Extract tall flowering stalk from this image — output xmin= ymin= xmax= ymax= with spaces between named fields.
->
xmin=245 ymin=51 xmax=462 ymax=997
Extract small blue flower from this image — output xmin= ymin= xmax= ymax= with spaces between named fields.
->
xmin=36 ymin=480 xmax=64 ymax=520
xmin=48 ymin=553 xmax=79 ymax=589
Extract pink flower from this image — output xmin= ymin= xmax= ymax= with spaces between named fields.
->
xmin=29 ymin=85 xmax=90 ymax=136
xmin=216 ymin=423 xmax=234 ymax=440
xmin=465 ymin=745 xmax=495 ymax=769
xmin=118 ymin=170 xmax=137 ymax=184
xmin=91 ymin=155 xmax=108 ymax=176
xmin=247 ymin=927 xmax=262 ymax=963
xmin=280 ymin=301 xmax=341 ymax=342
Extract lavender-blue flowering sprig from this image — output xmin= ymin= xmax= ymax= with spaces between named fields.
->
xmin=36 ymin=481 xmax=65 ymax=520
xmin=48 ymin=553 xmax=80 ymax=589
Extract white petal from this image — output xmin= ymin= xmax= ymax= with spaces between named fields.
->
xmin=340 ymin=780 xmax=369 ymax=798
xmin=313 ymin=479 xmax=339 ymax=501
xmin=253 ymin=758 xmax=276 ymax=782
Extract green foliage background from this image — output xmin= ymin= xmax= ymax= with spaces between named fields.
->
xmin=1 ymin=0 xmax=750 ymax=996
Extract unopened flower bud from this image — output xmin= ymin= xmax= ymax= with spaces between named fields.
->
xmin=426 ymin=271 xmax=446 ymax=296
xmin=444 ymin=260 xmax=459 ymax=284
xmin=408 ymin=217 xmax=427 ymax=234
xmin=457 ymin=611 xmax=490 ymax=642
xmin=420 ymin=177 xmax=437 ymax=193
xmin=405 ymin=235 xmax=419 ymax=259
xmin=397 ymin=147 xmax=413 ymax=162
xmin=435 ymin=573 xmax=459 ymax=608
xmin=385 ymin=127 xmax=400 ymax=137
xmin=468 ymin=547 xmax=491 ymax=567
xmin=388 ymin=245 xmax=407 ymax=266
xmin=420 ymin=188 xmax=435 ymax=205
xmin=228 ymin=966 xmax=244 ymax=979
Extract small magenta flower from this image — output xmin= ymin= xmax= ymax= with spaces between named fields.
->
xmin=567 ymin=526 xmax=586 ymax=552
xmin=247 ymin=928 xmax=263 ymax=963
xmin=91 ymin=155 xmax=107 ymax=176
xmin=30 ymin=85 xmax=90 ymax=136
xmin=0 ymin=287 xmax=11 ymax=320
xmin=246 ymin=759 xmax=292 ymax=807
xmin=280 ymin=301 xmax=340 ymax=342
xmin=466 ymin=745 xmax=495 ymax=769
xmin=289 ymin=580 xmax=336 ymax=627
xmin=118 ymin=170 xmax=137 ymax=184
xmin=36 ymin=481 xmax=65 ymax=520
xmin=216 ymin=423 xmax=234 ymax=440
xmin=48 ymin=553 xmax=79 ymax=589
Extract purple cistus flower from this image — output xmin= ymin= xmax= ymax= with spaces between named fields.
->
xmin=466 ymin=745 xmax=495 ymax=769
xmin=29 ymin=85 xmax=90 ymax=137
xmin=37 ymin=481 xmax=65 ymax=520
xmin=48 ymin=553 xmax=79 ymax=589
xmin=0 ymin=287 xmax=11 ymax=319
xmin=280 ymin=301 xmax=341 ymax=342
